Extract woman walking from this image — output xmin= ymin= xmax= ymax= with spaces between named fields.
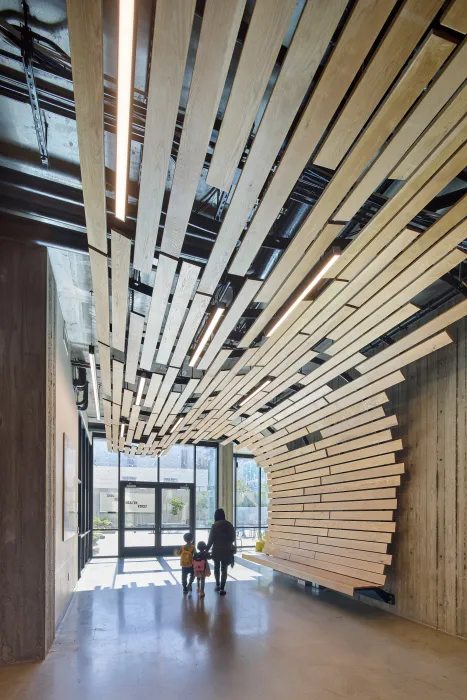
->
xmin=206 ymin=508 xmax=235 ymax=596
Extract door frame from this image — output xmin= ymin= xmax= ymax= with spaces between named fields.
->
xmin=118 ymin=481 xmax=195 ymax=557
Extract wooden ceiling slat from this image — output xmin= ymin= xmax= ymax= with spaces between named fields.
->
xmin=170 ymin=294 xmax=211 ymax=368
xmin=112 ymin=403 xmax=121 ymax=426
xmin=160 ymin=0 xmax=246 ymax=259
xmin=140 ymin=255 xmax=177 ymax=371
xmin=172 ymin=378 xmax=200 ymax=415
xmin=66 ymin=0 xmax=107 ymax=254
xmin=88 ymin=249 xmax=110 ymax=345
xmin=98 ymin=342 xmax=111 ymax=398
xmin=112 ymin=359 xmax=124 ymax=407
xmin=206 ymin=0 xmax=296 ymax=191
xmin=133 ymin=0 xmax=196 ymax=274
xmin=103 ymin=398 xmax=112 ymax=427
xmin=134 ymin=420 xmax=145 ymax=441
xmin=440 ymin=0 xmax=467 ymax=34
xmin=337 ymin=42 xmax=467 ymax=220
xmin=336 ymin=122 xmax=467 ymax=282
xmin=198 ymin=0 xmax=347 ymax=295
xmin=121 ymin=389 xmax=133 ymax=419
xmin=155 ymin=391 xmax=180 ymax=428
xmin=125 ymin=312 xmax=145 ymax=385
xmin=314 ymin=0 xmax=447 ymax=169
xmin=229 ymin=0 xmax=398 ymax=279
xmin=391 ymin=86 xmax=467 ymax=182
xmin=144 ymin=367 xmax=179 ymax=435
xmin=156 ymin=262 xmax=200 ymax=365
xmin=144 ymin=373 xmax=163 ymax=408
xmin=110 ymin=231 xmax=131 ymax=353
xmin=255 ymin=30 xmax=456 ymax=305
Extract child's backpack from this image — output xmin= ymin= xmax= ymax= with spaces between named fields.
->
xmin=193 ymin=556 xmax=206 ymax=576
xmin=180 ymin=544 xmax=194 ymax=567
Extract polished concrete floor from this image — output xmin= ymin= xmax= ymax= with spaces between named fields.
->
xmin=1 ymin=557 xmax=467 ymax=700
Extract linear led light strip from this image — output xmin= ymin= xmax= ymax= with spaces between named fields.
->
xmin=120 ymin=424 xmax=126 ymax=438
xmin=88 ymin=346 xmax=101 ymax=421
xmin=239 ymin=379 xmax=272 ymax=407
xmin=115 ymin=0 xmax=136 ymax=221
xmin=189 ymin=308 xmax=225 ymax=367
xmin=135 ymin=376 xmax=146 ymax=405
xmin=266 ymin=254 xmax=340 ymax=338
xmin=170 ymin=417 xmax=183 ymax=434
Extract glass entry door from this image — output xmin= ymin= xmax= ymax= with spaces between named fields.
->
xmin=118 ymin=482 xmax=194 ymax=556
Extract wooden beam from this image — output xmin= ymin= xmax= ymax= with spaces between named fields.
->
xmin=144 ymin=373 xmax=163 ymax=408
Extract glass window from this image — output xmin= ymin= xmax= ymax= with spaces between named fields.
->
xmin=235 ymin=457 xmax=268 ymax=549
xmin=159 ymin=444 xmax=194 ymax=483
xmin=120 ymin=453 xmax=158 ymax=482
xmin=93 ymin=437 xmax=118 ymax=556
xmin=195 ymin=445 xmax=217 ymax=542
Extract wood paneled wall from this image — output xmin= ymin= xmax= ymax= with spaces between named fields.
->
xmin=371 ymin=316 xmax=467 ymax=638
xmin=0 ymin=240 xmax=55 ymax=663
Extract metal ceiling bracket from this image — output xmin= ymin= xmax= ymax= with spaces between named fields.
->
xmin=21 ymin=2 xmax=48 ymax=167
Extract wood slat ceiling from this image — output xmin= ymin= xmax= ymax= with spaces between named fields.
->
xmin=68 ymin=0 xmax=467 ymax=586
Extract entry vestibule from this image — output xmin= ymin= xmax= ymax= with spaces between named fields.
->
xmin=92 ymin=439 xmax=218 ymax=558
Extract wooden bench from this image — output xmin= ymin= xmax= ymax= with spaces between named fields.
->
xmin=242 ymin=552 xmax=378 ymax=597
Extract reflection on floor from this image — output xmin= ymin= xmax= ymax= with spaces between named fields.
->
xmin=1 ymin=557 xmax=466 ymax=700
xmin=76 ymin=556 xmax=262 ymax=591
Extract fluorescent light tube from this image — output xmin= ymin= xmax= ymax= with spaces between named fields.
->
xmin=266 ymin=254 xmax=340 ymax=338
xmin=135 ymin=376 xmax=146 ymax=405
xmin=120 ymin=423 xmax=126 ymax=438
xmin=239 ymin=379 xmax=272 ymax=407
xmin=189 ymin=308 xmax=225 ymax=367
xmin=170 ymin=417 xmax=183 ymax=434
xmin=115 ymin=0 xmax=135 ymax=221
xmin=89 ymin=346 xmax=101 ymax=421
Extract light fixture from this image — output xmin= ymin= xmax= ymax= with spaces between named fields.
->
xmin=170 ymin=417 xmax=183 ymax=434
xmin=266 ymin=254 xmax=340 ymax=338
xmin=120 ymin=423 xmax=126 ymax=438
xmin=88 ymin=346 xmax=101 ymax=421
xmin=189 ymin=308 xmax=225 ymax=367
xmin=115 ymin=0 xmax=136 ymax=221
xmin=239 ymin=379 xmax=272 ymax=407
xmin=135 ymin=376 xmax=146 ymax=405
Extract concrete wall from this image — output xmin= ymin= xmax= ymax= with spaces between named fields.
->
xmin=0 ymin=241 xmax=55 ymax=663
xmin=54 ymin=295 xmax=79 ymax=626
xmin=359 ymin=315 xmax=467 ymax=639
xmin=218 ymin=443 xmax=234 ymax=522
